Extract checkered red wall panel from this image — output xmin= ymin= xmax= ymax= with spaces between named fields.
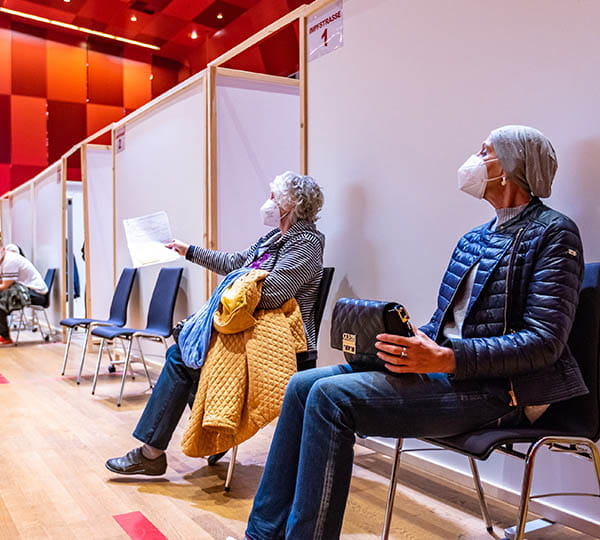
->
xmin=0 ymin=18 xmax=184 ymax=195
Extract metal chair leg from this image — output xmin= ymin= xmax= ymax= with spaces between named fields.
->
xmin=469 ymin=457 xmax=494 ymax=535
xmin=60 ymin=327 xmax=74 ymax=375
xmin=224 ymin=445 xmax=239 ymax=492
xmin=382 ymin=438 xmax=403 ymax=540
xmin=136 ymin=336 xmax=153 ymax=389
xmin=14 ymin=309 xmax=24 ymax=345
xmin=75 ymin=327 xmax=91 ymax=384
xmin=41 ymin=308 xmax=53 ymax=340
xmin=514 ymin=440 xmax=544 ymax=540
xmin=117 ymin=339 xmax=134 ymax=407
xmin=91 ymin=338 xmax=105 ymax=395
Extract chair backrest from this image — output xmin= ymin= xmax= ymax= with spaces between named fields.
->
xmin=314 ymin=267 xmax=335 ymax=342
xmin=39 ymin=268 xmax=57 ymax=308
xmin=539 ymin=262 xmax=600 ymax=440
xmin=145 ymin=267 xmax=183 ymax=334
xmin=107 ymin=267 xmax=137 ymax=326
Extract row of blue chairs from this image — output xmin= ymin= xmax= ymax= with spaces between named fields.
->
xmin=60 ymin=267 xmax=183 ymax=406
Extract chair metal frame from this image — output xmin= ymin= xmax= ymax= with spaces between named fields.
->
xmin=222 ymin=266 xmax=336 ymax=491
xmin=60 ymin=267 xmax=137 ymax=384
xmin=89 ymin=267 xmax=183 ymax=406
xmin=381 ymin=262 xmax=600 ymax=540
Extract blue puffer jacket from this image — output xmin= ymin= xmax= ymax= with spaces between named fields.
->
xmin=420 ymin=198 xmax=588 ymax=406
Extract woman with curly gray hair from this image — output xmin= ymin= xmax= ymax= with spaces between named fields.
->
xmin=105 ymin=171 xmax=325 ymax=476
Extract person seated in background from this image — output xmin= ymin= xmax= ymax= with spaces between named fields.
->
xmin=105 ymin=171 xmax=325 ymax=476
xmin=0 ymin=242 xmax=48 ymax=346
xmin=243 ymin=126 xmax=588 ymax=540
xmin=5 ymin=243 xmax=26 ymax=258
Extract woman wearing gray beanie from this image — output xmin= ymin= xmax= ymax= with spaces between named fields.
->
xmin=242 ymin=125 xmax=587 ymax=540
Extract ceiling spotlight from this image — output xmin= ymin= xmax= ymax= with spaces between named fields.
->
xmin=216 ymin=13 xmax=223 ymax=20
xmin=190 ymin=29 xmax=198 ymax=39
xmin=64 ymin=0 xmax=71 ymax=3
xmin=130 ymin=14 xmax=137 ymax=22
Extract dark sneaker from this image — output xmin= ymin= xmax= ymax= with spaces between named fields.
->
xmin=207 ymin=450 xmax=228 ymax=466
xmin=105 ymin=447 xmax=167 ymax=476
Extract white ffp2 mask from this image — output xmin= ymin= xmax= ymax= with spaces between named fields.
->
xmin=457 ymin=155 xmax=504 ymax=199
xmin=260 ymin=199 xmax=281 ymax=227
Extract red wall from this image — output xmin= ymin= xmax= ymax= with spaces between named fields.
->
xmin=0 ymin=18 xmax=186 ymax=196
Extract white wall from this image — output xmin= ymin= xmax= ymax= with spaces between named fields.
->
xmin=32 ymin=165 xmax=63 ymax=328
xmin=216 ymin=71 xmax=300 ymax=252
xmin=84 ymin=146 xmax=114 ymax=321
xmin=0 ymin=198 xmax=11 ymax=245
xmin=114 ymin=76 xmax=207 ymax=356
xmin=9 ymin=185 xmax=34 ymax=260
xmin=308 ymin=0 xmax=600 ymax=528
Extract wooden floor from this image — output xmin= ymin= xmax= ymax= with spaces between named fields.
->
xmin=0 ymin=333 xmax=594 ymax=539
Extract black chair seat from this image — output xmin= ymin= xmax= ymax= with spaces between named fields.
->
xmin=91 ymin=325 xmax=171 ymax=340
xmin=425 ymin=426 xmax=582 ymax=461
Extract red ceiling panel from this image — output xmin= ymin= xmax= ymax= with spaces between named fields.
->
xmin=11 ymin=23 xmax=47 ymax=97
xmin=258 ymin=24 xmax=298 ymax=77
xmin=47 ymin=100 xmax=86 ymax=162
xmin=163 ymin=0 xmax=214 ymax=19
xmin=11 ymin=95 xmax=47 ymax=166
xmin=0 ymin=95 xmax=11 ymax=164
xmin=194 ymin=1 xmax=246 ymax=29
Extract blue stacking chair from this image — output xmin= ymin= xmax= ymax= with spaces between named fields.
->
xmin=90 ymin=266 xmax=183 ymax=406
xmin=60 ymin=267 xmax=137 ymax=384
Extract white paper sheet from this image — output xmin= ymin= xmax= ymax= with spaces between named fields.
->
xmin=123 ymin=210 xmax=180 ymax=267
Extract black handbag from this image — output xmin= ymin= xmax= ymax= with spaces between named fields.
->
xmin=330 ymin=298 xmax=414 ymax=370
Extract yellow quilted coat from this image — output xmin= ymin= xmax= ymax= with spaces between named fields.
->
xmin=181 ymin=269 xmax=307 ymax=457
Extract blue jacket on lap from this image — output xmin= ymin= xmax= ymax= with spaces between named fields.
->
xmin=420 ymin=197 xmax=588 ymax=406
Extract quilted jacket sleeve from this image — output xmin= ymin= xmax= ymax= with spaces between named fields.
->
xmin=256 ymin=234 xmax=323 ymax=310
xmin=451 ymin=217 xmax=583 ymax=380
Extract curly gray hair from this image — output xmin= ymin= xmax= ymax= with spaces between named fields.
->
xmin=271 ymin=171 xmax=324 ymax=223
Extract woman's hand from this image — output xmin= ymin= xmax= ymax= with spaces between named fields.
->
xmin=165 ymin=239 xmax=189 ymax=256
xmin=375 ymin=327 xmax=456 ymax=374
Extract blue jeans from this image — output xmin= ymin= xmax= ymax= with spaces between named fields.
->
xmin=132 ymin=345 xmax=319 ymax=451
xmin=133 ymin=344 xmax=200 ymax=450
xmin=246 ymin=364 xmax=517 ymax=540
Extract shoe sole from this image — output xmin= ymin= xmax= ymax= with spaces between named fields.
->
xmin=104 ymin=462 xmax=166 ymax=476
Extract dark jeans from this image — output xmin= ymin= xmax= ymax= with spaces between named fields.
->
xmin=245 ymin=365 xmax=517 ymax=540
xmin=132 ymin=344 xmax=317 ymax=451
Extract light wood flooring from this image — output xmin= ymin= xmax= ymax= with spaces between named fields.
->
xmin=0 ymin=333 xmax=594 ymax=539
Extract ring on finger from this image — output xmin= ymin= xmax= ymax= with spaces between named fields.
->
xmin=400 ymin=348 xmax=407 ymax=358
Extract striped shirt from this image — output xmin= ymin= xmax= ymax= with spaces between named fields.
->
xmin=187 ymin=220 xmax=325 ymax=350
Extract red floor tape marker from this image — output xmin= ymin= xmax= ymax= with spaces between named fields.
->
xmin=113 ymin=511 xmax=168 ymax=540
xmin=0 ymin=374 xmax=9 ymax=384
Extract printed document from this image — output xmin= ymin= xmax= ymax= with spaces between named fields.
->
xmin=123 ymin=211 xmax=179 ymax=267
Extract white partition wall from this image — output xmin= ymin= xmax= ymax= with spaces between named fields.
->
xmin=215 ymin=68 xmax=301 ymax=252
xmin=0 ymin=198 xmax=11 ymax=243
xmin=9 ymin=183 xmax=34 ymax=260
xmin=307 ymin=0 xmax=600 ymax=531
xmin=32 ymin=164 xmax=63 ymax=328
xmin=114 ymin=73 xmax=207 ymax=348
xmin=83 ymin=145 xmax=114 ymax=321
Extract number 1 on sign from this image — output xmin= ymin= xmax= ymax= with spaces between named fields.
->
xmin=321 ymin=28 xmax=328 ymax=46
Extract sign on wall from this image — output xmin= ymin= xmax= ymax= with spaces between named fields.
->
xmin=308 ymin=0 xmax=343 ymax=62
